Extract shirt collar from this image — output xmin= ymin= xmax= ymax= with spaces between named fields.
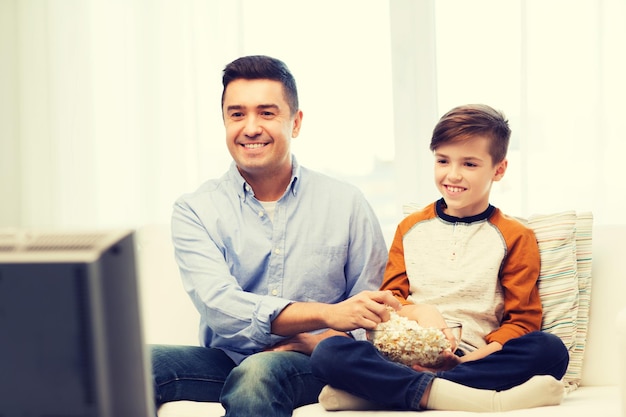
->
xmin=231 ymin=154 xmax=301 ymax=201
xmin=289 ymin=156 xmax=301 ymax=197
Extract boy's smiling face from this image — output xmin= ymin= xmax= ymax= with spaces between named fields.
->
xmin=433 ymin=135 xmax=507 ymax=218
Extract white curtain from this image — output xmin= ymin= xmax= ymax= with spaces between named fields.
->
xmin=1 ymin=0 xmax=241 ymax=229
xmin=1 ymin=0 xmax=396 ymax=232
xmin=393 ymin=0 xmax=626 ymax=225
xmin=1 ymin=0 xmax=625 ymax=235
xmin=520 ymin=0 xmax=626 ymax=222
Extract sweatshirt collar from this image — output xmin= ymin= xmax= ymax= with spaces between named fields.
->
xmin=436 ymin=198 xmax=495 ymax=224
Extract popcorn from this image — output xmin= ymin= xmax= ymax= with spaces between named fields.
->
xmin=366 ymin=310 xmax=452 ymax=367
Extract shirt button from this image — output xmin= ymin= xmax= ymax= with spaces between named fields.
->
xmin=271 ymin=289 xmax=278 ymax=296
xmin=274 ymin=248 xmax=281 ymax=254
xmin=258 ymin=211 xmax=264 ymax=217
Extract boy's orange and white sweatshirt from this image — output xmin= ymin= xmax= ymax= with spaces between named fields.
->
xmin=380 ymin=198 xmax=542 ymax=353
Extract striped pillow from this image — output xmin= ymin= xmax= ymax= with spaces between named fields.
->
xmin=570 ymin=212 xmax=593 ymax=388
xmin=525 ymin=211 xmax=593 ymax=391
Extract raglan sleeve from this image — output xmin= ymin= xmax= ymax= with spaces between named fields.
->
xmin=379 ymin=220 xmax=413 ymax=305
xmin=485 ymin=223 xmax=542 ymax=345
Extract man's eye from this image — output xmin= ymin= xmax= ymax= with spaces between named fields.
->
xmin=230 ymin=112 xmax=244 ymax=119
xmin=261 ymin=111 xmax=275 ymax=117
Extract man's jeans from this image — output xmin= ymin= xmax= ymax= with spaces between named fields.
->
xmin=310 ymin=331 xmax=569 ymax=410
xmin=151 ymin=345 xmax=325 ymax=417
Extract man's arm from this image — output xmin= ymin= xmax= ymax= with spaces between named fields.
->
xmin=270 ymin=192 xmax=393 ymax=352
xmin=267 ymin=291 xmax=400 ymax=355
xmin=271 ymin=290 xmax=401 ymax=336
xmin=172 ymin=201 xmax=291 ymax=351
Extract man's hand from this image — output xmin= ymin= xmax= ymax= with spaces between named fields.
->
xmin=268 ymin=329 xmax=349 ymax=355
xmin=324 ymin=290 xmax=401 ymax=331
xmin=271 ymin=290 xmax=401 ymax=336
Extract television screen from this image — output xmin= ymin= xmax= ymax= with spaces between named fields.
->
xmin=0 ymin=229 xmax=154 ymax=417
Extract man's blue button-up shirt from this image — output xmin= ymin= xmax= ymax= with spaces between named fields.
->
xmin=171 ymin=157 xmax=388 ymax=363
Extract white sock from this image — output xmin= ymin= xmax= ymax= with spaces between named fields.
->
xmin=426 ymin=375 xmax=565 ymax=412
xmin=318 ymin=385 xmax=384 ymax=411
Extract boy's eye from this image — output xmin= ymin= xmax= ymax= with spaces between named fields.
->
xmin=465 ymin=162 xmax=477 ymax=167
xmin=437 ymin=159 xmax=448 ymax=164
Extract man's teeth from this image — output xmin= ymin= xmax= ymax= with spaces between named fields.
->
xmin=244 ymin=143 xmax=266 ymax=149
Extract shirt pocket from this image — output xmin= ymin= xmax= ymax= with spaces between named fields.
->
xmin=296 ymin=244 xmax=349 ymax=303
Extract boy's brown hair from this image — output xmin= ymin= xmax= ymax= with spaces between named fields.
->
xmin=430 ymin=104 xmax=511 ymax=165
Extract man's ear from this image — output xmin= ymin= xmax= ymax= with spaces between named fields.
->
xmin=292 ymin=110 xmax=303 ymax=138
xmin=493 ymin=159 xmax=508 ymax=181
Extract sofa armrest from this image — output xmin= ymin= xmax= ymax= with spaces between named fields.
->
xmin=617 ymin=306 xmax=626 ymax=417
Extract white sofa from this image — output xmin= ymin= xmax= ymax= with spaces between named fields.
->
xmin=137 ymin=222 xmax=626 ymax=417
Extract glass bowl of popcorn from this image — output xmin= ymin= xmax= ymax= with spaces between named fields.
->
xmin=366 ymin=313 xmax=462 ymax=368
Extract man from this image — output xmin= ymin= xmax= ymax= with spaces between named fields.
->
xmin=150 ymin=55 xmax=399 ymax=417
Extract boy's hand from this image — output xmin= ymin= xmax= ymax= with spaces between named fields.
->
xmin=398 ymin=304 xmax=447 ymax=329
xmin=411 ymin=350 xmax=461 ymax=372
xmin=442 ymin=327 xmax=460 ymax=352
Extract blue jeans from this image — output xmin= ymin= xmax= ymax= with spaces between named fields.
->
xmin=310 ymin=331 xmax=569 ymax=411
xmin=150 ymin=345 xmax=325 ymax=417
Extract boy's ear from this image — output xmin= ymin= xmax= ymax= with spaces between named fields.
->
xmin=492 ymin=159 xmax=508 ymax=181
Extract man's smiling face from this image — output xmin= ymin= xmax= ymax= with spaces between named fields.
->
xmin=222 ymin=78 xmax=302 ymax=181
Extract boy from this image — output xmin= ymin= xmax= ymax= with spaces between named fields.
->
xmin=310 ymin=104 xmax=569 ymax=412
